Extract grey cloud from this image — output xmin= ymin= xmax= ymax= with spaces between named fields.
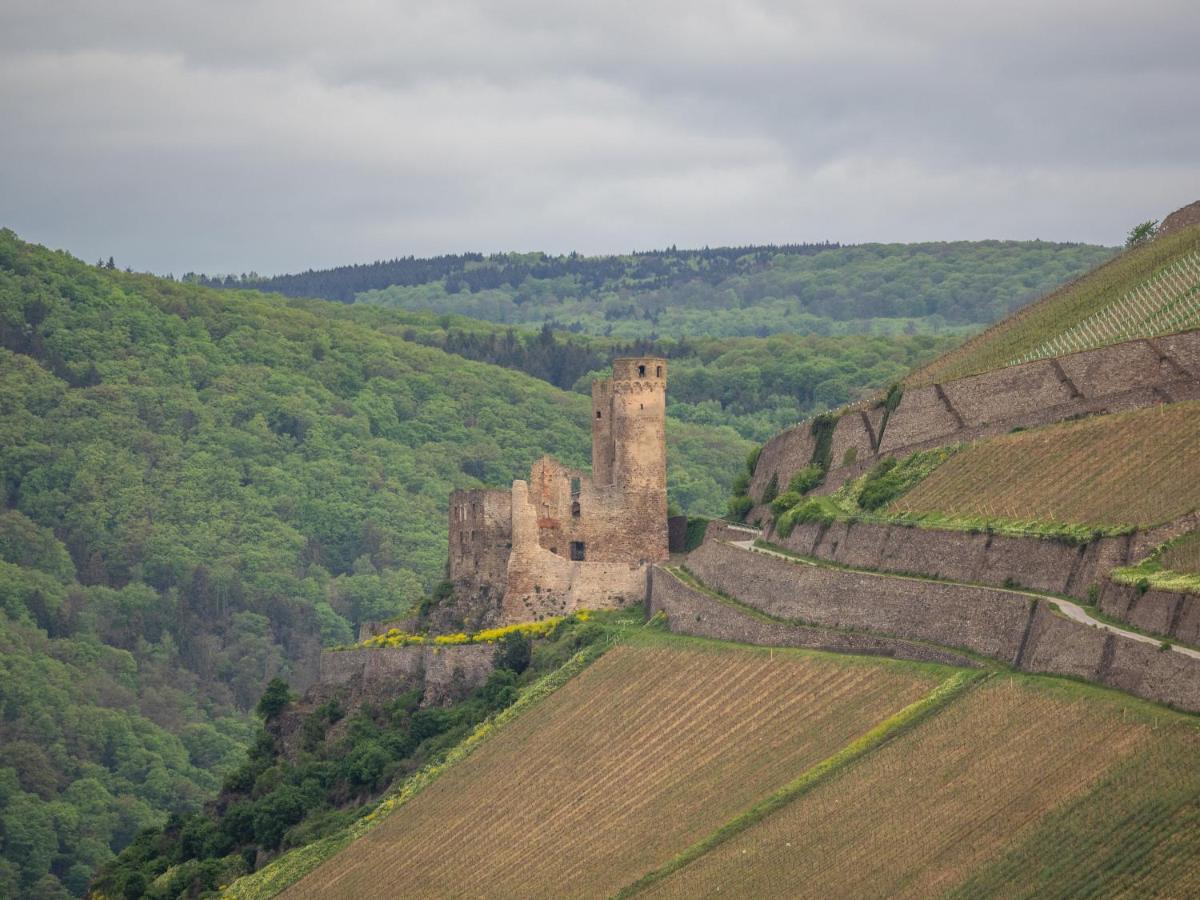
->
xmin=0 ymin=0 xmax=1197 ymax=274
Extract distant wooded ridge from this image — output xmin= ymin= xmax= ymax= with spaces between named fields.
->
xmin=184 ymin=243 xmax=844 ymax=302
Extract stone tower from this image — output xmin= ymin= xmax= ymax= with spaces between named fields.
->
xmin=591 ymin=357 xmax=669 ymax=559
xmin=448 ymin=356 xmax=670 ymax=626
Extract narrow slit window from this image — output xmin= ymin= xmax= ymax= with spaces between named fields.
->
xmin=656 ymin=365 xmax=662 ymax=377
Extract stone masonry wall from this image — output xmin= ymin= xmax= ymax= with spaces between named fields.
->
xmin=750 ymin=330 xmax=1200 ymax=506
xmin=777 ymin=520 xmax=1135 ymax=599
xmin=648 ymin=567 xmax=979 ymax=667
xmin=687 ymin=540 xmax=1032 ymax=662
xmin=687 ymin=538 xmax=1200 ymax=712
xmin=318 ymin=643 xmax=495 ymax=707
xmin=1099 ymin=583 xmax=1200 ymax=646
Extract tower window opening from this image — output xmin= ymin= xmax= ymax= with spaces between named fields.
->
xmin=656 ymin=365 xmax=662 ymax=377
xmin=571 ymin=500 xmax=581 ymax=518
xmin=638 ymin=364 xmax=646 ymax=377
xmin=570 ymin=541 xmax=586 ymax=561
xmin=596 ymin=410 xmax=602 ymax=418
xmin=570 ymin=477 xmax=581 ymax=497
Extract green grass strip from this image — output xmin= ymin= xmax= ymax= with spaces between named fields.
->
xmin=222 ymin=641 xmax=611 ymax=900
xmin=614 ymin=668 xmax=985 ymax=898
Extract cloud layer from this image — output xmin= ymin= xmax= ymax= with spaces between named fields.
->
xmin=1 ymin=0 xmax=1197 ymax=274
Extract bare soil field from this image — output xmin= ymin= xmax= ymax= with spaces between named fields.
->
xmin=888 ymin=401 xmax=1200 ymax=528
xmin=645 ymin=678 xmax=1200 ymax=899
xmin=282 ymin=642 xmax=940 ymax=899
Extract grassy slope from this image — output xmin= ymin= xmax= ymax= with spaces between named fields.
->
xmin=888 ymin=401 xmax=1200 ymax=530
xmin=644 ymin=676 xmax=1200 ymax=899
xmin=280 ymin=640 xmax=944 ymax=898
xmin=908 ymin=224 xmax=1200 ymax=385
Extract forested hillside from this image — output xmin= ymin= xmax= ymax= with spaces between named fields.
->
xmin=0 ymin=230 xmax=752 ymax=895
xmin=296 ymin=305 xmax=959 ymax=441
xmin=202 ymin=241 xmax=1114 ymax=340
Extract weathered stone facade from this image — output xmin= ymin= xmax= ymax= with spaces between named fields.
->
xmin=448 ymin=358 xmax=669 ymax=624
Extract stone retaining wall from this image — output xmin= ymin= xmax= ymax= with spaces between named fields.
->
xmin=1099 ymin=583 xmax=1200 ymax=646
xmin=648 ymin=567 xmax=978 ymax=667
xmin=687 ymin=540 xmax=1030 ymax=662
xmin=318 ymin=643 xmax=495 ymax=706
xmin=776 ymin=519 xmax=1133 ymax=599
xmin=685 ymin=540 xmax=1200 ymax=712
xmin=750 ymin=329 xmax=1200 ymax=504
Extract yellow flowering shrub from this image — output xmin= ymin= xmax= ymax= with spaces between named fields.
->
xmin=341 ymin=611 xmax=592 ymax=651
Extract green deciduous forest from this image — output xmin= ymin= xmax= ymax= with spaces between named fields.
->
xmin=235 ymin=241 xmax=1115 ymax=340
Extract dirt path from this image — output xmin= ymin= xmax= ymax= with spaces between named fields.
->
xmin=726 ymin=536 xmax=1200 ymax=662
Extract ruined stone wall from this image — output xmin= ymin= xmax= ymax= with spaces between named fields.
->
xmin=648 ymin=567 xmax=979 ymax=666
xmin=502 ymin=479 xmax=649 ymax=621
xmin=751 ymin=330 xmax=1200 ymax=503
xmin=449 ymin=489 xmax=512 ymax=593
xmin=318 ymin=643 xmax=495 ymax=707
xmin=777 ymin=520 xmax=1135 ymax=599
xmin=687 ymin=540 xmax=1032 ymax=662
xmin=686 ymin=540 xmax=1200 ymax=712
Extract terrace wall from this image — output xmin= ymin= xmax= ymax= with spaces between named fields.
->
xmin=749 ymin=330 xmax=1200 ymax=504
xmin=686 ymin=540 xmax=1030 ymax=661
xmin=647 ymin=567 xmax=978 ymax=668
xmin=1099 ymin=583 xmax=1200 ymax=646
xmin=684 ymin=539 xmax=1200 ymax=712
xmin=776 ymin=520 xmax=1134 ymax=599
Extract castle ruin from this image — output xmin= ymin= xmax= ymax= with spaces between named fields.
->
xmin=448 ymin=358 xmax=669 ymax=625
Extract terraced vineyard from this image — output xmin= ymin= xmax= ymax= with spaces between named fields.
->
xmin=1009 ymin=249 xmax=1200 ymax=366
xmin=909 ymin=224 xmax=1200 ymax=385
xmin=281 ymin=643 xmax=941 ymax=898
xmin=888 ymin=401 xmax=1200 ymax=528
xmin=1164 ymin=529 xmax=1200 ymax=574
xmin=642 ymin=678 xmax=1200 ymax=898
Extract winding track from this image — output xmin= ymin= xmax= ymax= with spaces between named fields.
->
xmin=721 ymin=529 xmax=1200 ymax=662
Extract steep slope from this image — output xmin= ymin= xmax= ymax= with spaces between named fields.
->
xmin=888 ymin=400 xmax=1200 ymax=530
xmin=240 ymin=638 xmax=1200 ymax=899
xmin=280 ymin=642 xmax=945 ymax=898
xmin=642 ymin=676 xmax=1200 ymax=898
xmin=909 ymin=222 xmax=1200 ymax=385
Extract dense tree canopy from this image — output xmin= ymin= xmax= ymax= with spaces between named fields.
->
xmin=332 ymin=241 xmax=1114 ymax=339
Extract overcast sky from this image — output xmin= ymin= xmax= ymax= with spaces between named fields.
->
xmin=1 ymin=0 xmax=1197 ymax=275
